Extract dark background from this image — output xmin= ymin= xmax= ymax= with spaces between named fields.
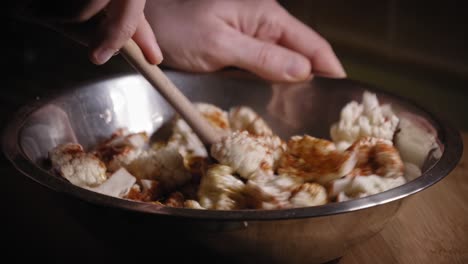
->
xmin=2 ymin=0 xmax=467 ymax=262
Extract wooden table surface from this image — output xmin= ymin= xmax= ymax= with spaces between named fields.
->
xmin=340 ymin=133 xmax=468 ymax=264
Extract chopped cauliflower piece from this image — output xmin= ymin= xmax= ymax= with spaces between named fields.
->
xmin=327 ymin=175 xmax=354 ymax=198
xmin=184 ymin=200 xmax=206 ymax=209
xmin=126 ymin=145 xmax=191 ymax=191
xmin=395 ymin=114 xmax=441 ymax=168
xmin=330 ymin=175 xmax=406 ymax=202
xmin=229 ymin=106 xmax=273 ymax=136
xmin=94 ymin=129 xmax=148 ymax=172
xmin=49 ymin=143 xmax=107 ymax=188
xmin=256 ymin=134 xmax=286 ymax=170
xmin=403 ymin=162 xmax=421 ymax=181
xmin=124 ymin=179 xmax=164 ymax=201
xmin=195 ymin=103 xmax=231 ymax=131
xmin=164 ymin=191 xmax=185 ymax=207
xmin=278 ymin=135 xmax=357 ymax=184
xmin=244 ymin=174 xmax=303 ymax=209
xmin=87 ymin=167 xmax=136 ymax=198
xmin=330 ymin=91 xmax=399 ymax=150
xmin=348 ymin=137 xmax=404 ymax=178
xmin=211 ymin=131 xmax=275 ymax=179
xmin=169 ymin=118 xmax=208 ymax=158
xmin=168 ymin=103 xmax=230 ymax=168
xmin=198 ymin=165 xmax=246 ymax=210
xmin=290 ymin=183 xmax=327 ymax=207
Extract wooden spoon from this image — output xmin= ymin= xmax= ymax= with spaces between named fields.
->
xmin=120 ymin=39 xmax=224 ymax=147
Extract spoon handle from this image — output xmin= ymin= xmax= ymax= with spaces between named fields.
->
xmin=121 ymin=39 xmax=223 ymax=146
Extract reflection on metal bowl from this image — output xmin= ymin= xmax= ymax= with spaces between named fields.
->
xmin=2 ymin=70 xmax=462 ymax=263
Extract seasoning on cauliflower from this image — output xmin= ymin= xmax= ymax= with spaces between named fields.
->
xmin=168 ymin=103 xmax=230 ymax=171
xmin=330 ymin=91 xmax=399 ymax=151
xmin=49 ymin=143 xmax=107 ymax=188
xmin=125 ymin=179 xmax=164 ymax=201
xmin=87 ymin=167 xmax=136 ymax=198
xmin=93 ymin=129 xmax=148 ymax=172
xmin=278 ymin=135 xmax=357 ymax=184
xmin=164 ymin=191 xmax=185 ymax=208
xmin=195 ymin=103 xmax=231 ymax=131
xmin=198 ymin=165 xmax=246 ymax=210
xmin=210 ymin=131 xmax=276 ymax=179
xmin=229 ymin=106 xmax=273 ymax=136
xmin=348 ymin=137 xmax=404 ymax=178
xmin=289 ymin=183 xmax=328 ymax=207
xmin=244 ymin=174 xmax=303 ymax=209
xmin=255 ymin=134 xmax=286 ymax=170
xmin=126 ymin=145 xmax=191 ymax=192
xmin=329 ymin=174 xmax=406 ymax=202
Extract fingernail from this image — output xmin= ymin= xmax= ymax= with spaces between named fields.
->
xmin=92 ymin=48 xmax=115 ymax=65
xmin=328 ymin=55 xmax=347 ymax=78
xmin=285 ymin=57 xmax=310 ymax=81
xmin=315 ymin=54 xmax=347 ymax=78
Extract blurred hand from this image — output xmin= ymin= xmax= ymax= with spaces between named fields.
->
xmin=17 ymin=0 xmax=162 ymax=65
xmin=145 ymin=0 xmax=346 ymax=82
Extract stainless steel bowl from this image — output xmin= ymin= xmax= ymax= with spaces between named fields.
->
xmin=3 ymin=70 xmax=462 ymax=263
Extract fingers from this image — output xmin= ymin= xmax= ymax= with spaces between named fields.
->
xmin=224 ymin=29 xmax=312 ymax=82
xmin=89 ymin=0 xmax=151 ymax=65
xmin=278 ymin=10 xmax=346 ymax=78
xmin=132 ymin=15 xmax=163 ymax=64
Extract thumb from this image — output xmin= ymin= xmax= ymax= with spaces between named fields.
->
xmin=225 ymin=32 xmax=311 ymax=82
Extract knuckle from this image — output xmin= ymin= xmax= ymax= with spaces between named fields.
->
xmin=103 ymin=21 xmax=138 ymax=49
xmin=256 ymin=43 xmax=275 ymax=67
xmin=116 ymin=21 xmax=138 ymax=39
xmin=256 ymin=17 xmax=282 ymax=40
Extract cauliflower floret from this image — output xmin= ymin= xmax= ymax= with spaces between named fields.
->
xmin=331 ymin=91 xmax=399 ymax=151
xmin=164 ymin=191 xmax=185 ymax=207
xmin=94 ymin=129 xmax=148 ymax=172
xmin=395 ymin=113 xmax=441 ymax=168
xmin=168 ymin=103 xmax=230 ymax=168
xmin=211 ymin=131 xmax=275 ymax=179
xmin=348 ymin=137 xmax=404 ymax=178
xmin=195 ymin=103 xmax=231 ymax=131
xmin=255 ymin=134 xmax=286 ymax=170
xmin=124 ymin=179 xmax=164 ymax=201
xmin=278 ymin=135 xmax=357 ymax=184
xmin=87 ymin=167 xmax=136 ymax=198
xmin=126 ymin=145 xmax=191 ymax=192
xmin=329 ymin=175 xmax=406 ymax=202
xmin=290 ymin=183 xmax=327 ymax=207
xmin=184 ymin=200 xmax=206 ymax=209
xmin=169 ymin=118 xmax=208 ymax=158
xmin=198 ymin=165 xmax=246 ymax=210
xmin=244 ymin=174 xmax=303 ymax=209
xmin=229 ymin=106 xmax=273 ymax=136
xmin=403 ymin=162 xmax=421 ymax=181
xmin=49 ymin=143 xmax=107 ymax=188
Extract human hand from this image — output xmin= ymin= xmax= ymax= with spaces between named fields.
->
xmin=145 ymin=0 xmax=345 ymax=82
xmin=15 ymin=0 xmax=162 ymax=65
